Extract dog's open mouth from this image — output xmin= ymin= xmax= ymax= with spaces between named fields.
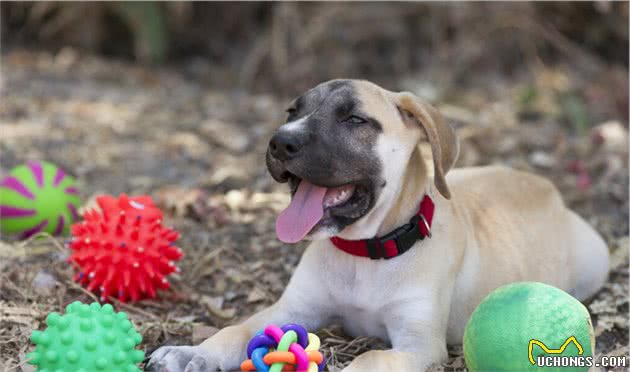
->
xmin=275 ymin=174 xmax=371 ymax=243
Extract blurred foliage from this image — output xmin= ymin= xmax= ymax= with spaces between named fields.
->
xmin=561 ymin=92 xmax=590 ymax=135
xmin=1 ymin=2 xmax=628 ymax=95
xmin=1 ymin=2 xmax=170 ymax=63
xmin=517 ymin=86 xmax=538 ymax=112
xmin=111 ymin=2 xmax=168 ymax=63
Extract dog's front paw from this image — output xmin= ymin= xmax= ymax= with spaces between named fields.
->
xmin=147 ymin=345 xmax=216 ymax=372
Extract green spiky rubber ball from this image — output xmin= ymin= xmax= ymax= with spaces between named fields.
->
xmin=0 ymin=161 xmax=80 ymax=239
xmin=463 ymin=282 xmax=594 ymax=372
xmin=28 ymin=301 xmax=145 ymax=372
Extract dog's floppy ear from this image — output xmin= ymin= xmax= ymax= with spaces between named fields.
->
xmin=395 ymin=92 xmax=459 ymax=199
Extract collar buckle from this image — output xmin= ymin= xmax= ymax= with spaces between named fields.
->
xmin=395 ymin=215 xmax=428 ymax=254
xmin=375 ymin=213 xmax=430 ymax=259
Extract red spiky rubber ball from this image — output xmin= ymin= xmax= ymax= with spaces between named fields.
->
xmin=69 ymin=194 xmax=183 ymax=302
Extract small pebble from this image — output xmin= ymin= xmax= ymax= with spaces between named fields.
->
xmin=529 ymin=151 xmax=555 ymax=168
xmin=31 ymin=271 xmax=57 ymax=296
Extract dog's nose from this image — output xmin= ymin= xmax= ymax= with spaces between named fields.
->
xmin=269 ymin=132 xmax=302 ymax=161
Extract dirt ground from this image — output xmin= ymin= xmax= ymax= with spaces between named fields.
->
xmin=0 ymin=49 xmax=628 ymax=371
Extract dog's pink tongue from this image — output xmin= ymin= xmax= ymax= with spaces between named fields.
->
xmin=276 ymin=180 xmax=327 ymax=243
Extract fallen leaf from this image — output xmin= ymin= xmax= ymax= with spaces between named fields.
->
xmin=247 ymin=287 xmax=266 ymax=304
xmin=192 ymin=324 xmax=219 ymax=344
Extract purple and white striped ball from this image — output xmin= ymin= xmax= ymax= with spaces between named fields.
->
xmin=0 ymin=161 xmax=80 ymax=239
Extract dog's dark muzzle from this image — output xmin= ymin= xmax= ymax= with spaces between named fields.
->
xmin=266 ymin=129 xmax=314 ymax=183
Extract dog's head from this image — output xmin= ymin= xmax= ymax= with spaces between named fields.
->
xmin=267 ymin=79 xmax=459 ymax=243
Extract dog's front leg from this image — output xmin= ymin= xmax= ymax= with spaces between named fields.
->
xmin=340 ymin=335 xmax=447 ymax=372
xmin=149 ymin=297 xmax=327 ymax=372
xmin=148 ymin=249 xmax=330 ymax=372
xmin=341 ymin=300 xmax=449 ymax=372
xmin=340 ymin=350 xmax=423 ymax=372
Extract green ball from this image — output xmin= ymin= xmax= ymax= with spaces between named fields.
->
xmin=28 ymin=301 xmax=145 ymax=371
xmin=0 ymin=161 xmax=80 ymax=239
xmin=463 ymin=282 xmax=594 ymax=372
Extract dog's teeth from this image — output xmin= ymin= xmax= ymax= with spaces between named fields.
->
xmin=323 ymin=185 xmax=356 ymax=208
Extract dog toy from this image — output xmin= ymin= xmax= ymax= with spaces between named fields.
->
xmin=27 ymin=301 xmax=144 ymax=371
xmin=0 ymin=161 xmax=80 ymax=239
xmin=463 ymin=282 xmax=594 ymax=372
xmin=69 ymin=194 xmax=183 ymax=302
xmin=241 ymin=324 xmax=326 ymax=372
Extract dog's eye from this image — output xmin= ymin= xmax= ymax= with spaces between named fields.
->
xmin=343 ymin=115 xmax=367 ymax=125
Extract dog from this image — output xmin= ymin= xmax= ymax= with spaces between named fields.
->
xmin=149 ymin=79 xmax=610 ymax=371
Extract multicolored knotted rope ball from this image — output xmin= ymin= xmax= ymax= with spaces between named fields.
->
xmin=241 ymin=324 xmax=325 ymax=372
xmin=0 ymin=161 xmax=80 ymax=239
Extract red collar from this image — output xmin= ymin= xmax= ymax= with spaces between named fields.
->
xmin=329 ymin=195 xmax=434 ymax=259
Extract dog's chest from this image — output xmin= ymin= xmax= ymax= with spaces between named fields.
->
xmin=322 ymin=250 xmax=405 ymax=339
xmin=335 ymin=306 xmax=388 ymax=339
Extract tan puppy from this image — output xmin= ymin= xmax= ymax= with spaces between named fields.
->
xmin=149 ymin=79 xmax=609 ymax=371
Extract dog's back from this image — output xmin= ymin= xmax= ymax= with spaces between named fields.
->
xmin=444 ymin=166 xmax=609 ymax=343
